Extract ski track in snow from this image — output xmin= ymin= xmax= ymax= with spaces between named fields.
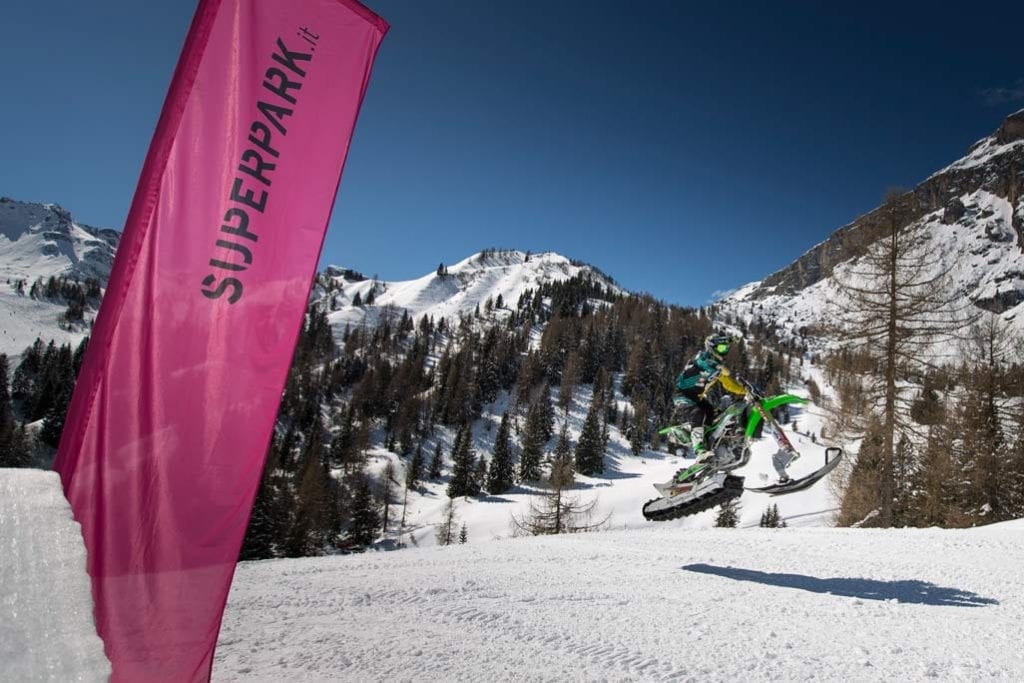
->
xmin=214 ymin=523 xmax=1024 ymax=681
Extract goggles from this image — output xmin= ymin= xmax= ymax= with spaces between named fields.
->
xmin=715 ymin=343 xmax=730 ymax=355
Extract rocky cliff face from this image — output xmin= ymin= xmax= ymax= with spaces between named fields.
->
xmin=0 ymin=198 xmax=119 ymax=283
xmin=752 ymin=110 xmax=1024 ymax=298
xmin=0 ymin=199 xmax=121 ymax=359
xmin=995 ymin=109 xmax=1024 ymax=145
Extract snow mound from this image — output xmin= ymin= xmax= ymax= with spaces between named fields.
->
xmin=215 ymin=523 xmax=1024 ymax=680
xmin=0 ymin=469 xmax=109 ymax=681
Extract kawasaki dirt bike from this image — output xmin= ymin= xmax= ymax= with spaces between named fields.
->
xmin=642 ymin=378 xmax=843 ymax=522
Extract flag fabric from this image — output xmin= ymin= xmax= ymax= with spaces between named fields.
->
xmin=53 ymin=1 xmax=387 ymax=679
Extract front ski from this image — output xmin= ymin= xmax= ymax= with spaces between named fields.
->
xmin=746 ymin=448 xmax=843 ymax=496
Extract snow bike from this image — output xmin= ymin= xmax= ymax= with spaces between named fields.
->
xmin=642 ymin=378 xmax=843 ymax=521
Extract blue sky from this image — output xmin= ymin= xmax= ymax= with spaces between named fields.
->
xmin=2 ymin=1 xmax=1023 ymax=306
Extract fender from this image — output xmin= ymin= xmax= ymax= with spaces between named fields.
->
xmin=745 ymin=393 xmax=808 ymax=438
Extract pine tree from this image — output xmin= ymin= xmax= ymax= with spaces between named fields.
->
xmin=473 ymin=455 xmax=488 ymax=492
xmin=831 ymin=189 xmax=977 ymax=527
xmin=72 ymin=337 xmax=88 ymax=377
xmin=447 ymin=424 xmax=480 ymax=498
xmin=285 ymin=447 xmax=335 ymax=556
xmin=551 ymin=422 xmax=574 ymax=489
xmin=379 ymin=460 xmax=396 ymax=535
xmin=1007 ymin=408 xmax=1024 ymax=518
xmin=0 ymin=423 xmax=32 ymax=468
xmin=429 ymin=441 xmax=443 ymax=479
xmin=759 ymin=504 xmax=785 ymax=528
xmin=241 ymin=445 xmax=288 ymax=560
xmin=628 ymin=400 xmax=648 ymax=457
xmin=512 ymin=439 xmax=606 ymax=537
xmin=715 ymin=498 xmax=740 ymax=528
xmin=538 ymin=383 xmax=556 ymax=440
xmin=558 ymin=351 xmax=581 ymax=413
xmin=837 ymin=417 xmax=887 ymax=527
xmin=436 ymin=498 xmax=457 ymax=546
xmin=39 ymin=380 xmax=72 ymax=448
xmin=398 ymin=482 xmax=411 ymax=547
xmin=347 ymin=474 xmax=380 ymax=548
xmin=575 ymin=395 xmax=605 ymax=476
xmin=955 ymin=316 xmax=1013 ymax=523
xmin=0 ymin=354 xmax=15 ymax=458
xmin=11 ymin=338 xmax=43 ymax=408
xmin=459 ymin=522 xmax=468 ymax=544
xmin=485 ymin=412 xmax=516 ymax=494
xmin=406 ymin=443 xmax=424 ymax=490
xmin=519 ymin=400 xmax=547 ymax=482
xmin=905 ymin=416 xmax=961 ymax=527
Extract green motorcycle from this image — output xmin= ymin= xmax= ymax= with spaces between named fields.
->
xmin=643 ymin=379 xmax=842 ymax=522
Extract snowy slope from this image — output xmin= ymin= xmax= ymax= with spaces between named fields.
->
xmin=316 ymin=250 xmax=619 ymax=335
xmin=0 ymin=469 xmax=109 ymax=681
xmin=362 ymin=377 xmax=840 ymax=553
xmin=317 ymin=250 xmax=842 ymax=541
xmin=0 ymin=198 xmax=119 ymax=360
xmin=215 ymin=522 xmax=1024 ymax=681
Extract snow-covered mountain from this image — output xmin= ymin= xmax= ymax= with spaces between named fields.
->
xmin=0 ymin=196 xmax=617 ymax=360
xmin=0 ymin=198 xmax=119 ymax=359
xmin=312 ymin=249 xmax=621 ymax=336
xmin=720 ymin=109 xmax=1024 ymax=340
xmin=0 ymin=198 xmax=118 ymax=283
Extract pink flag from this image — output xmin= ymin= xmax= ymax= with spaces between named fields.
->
xmin=53 ymin=1 xmax=387 ymax=679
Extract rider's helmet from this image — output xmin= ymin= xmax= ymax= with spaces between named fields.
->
xmin=704 ymin=332 xmax=736 ymax=361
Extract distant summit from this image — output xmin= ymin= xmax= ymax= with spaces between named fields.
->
xmin=312 ymin=249 xmax=622 ymax=334
xmin=0 ymin=198 xmax=119 ymax=283
xmin=0 ymin=199 xmax=119 ymax=359
xmin=995 ymin=108 xmax=1024 ymax=145
xmin=0 ymin=204 xmax=624 ymax=359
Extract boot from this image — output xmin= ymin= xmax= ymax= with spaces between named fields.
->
xmin=691 ymin=426 xmax=712 ymax=464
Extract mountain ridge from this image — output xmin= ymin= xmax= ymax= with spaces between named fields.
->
xmin=0 ymin=198 xmax=626 ymax=360
xmin=719 ymin=110 xmax=1024 ymax=342
xmin=741 ymin=110 xmax=1024 ymax=300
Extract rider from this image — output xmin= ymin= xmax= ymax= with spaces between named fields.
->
xmin=668 ymin=332 xmax=748 ymax=469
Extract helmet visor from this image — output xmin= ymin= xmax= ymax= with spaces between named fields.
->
xmin=715 ymin=342 xmax=730 ymax=356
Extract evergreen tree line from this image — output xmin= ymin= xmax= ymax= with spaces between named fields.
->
xmin=4 ymin=271 xmax=799 ymax=558
xmin=10 ymin=275 xmax=102 ymax=326
xmin=825 ymin=318 xmax=1024 ymax=528
xmin=0 ymin=337 xmax=88 ymax=466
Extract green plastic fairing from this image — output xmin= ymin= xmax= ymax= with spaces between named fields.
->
xmin=745 ymin=393 xmax=808 ymax=437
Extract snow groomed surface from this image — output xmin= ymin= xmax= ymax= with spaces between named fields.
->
xmin=215 ymin=523 xmax=1024 ymax=681
xmin=0 ymin=469 xmax=109 ymax=681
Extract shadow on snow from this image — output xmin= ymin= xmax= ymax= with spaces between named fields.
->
xmin=680 ymin=564 xmax=999 ymax=607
